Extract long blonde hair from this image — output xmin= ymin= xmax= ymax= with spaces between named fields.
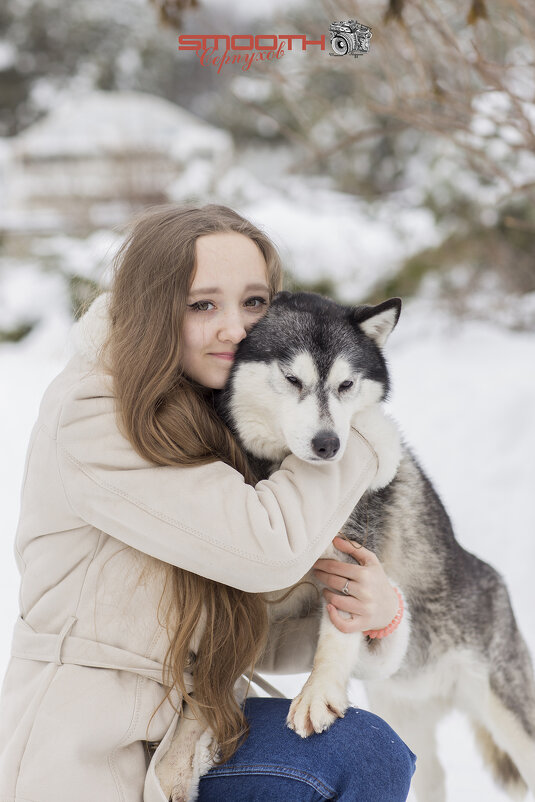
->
xmin=96 ymin=203 xmax=283 ymax=762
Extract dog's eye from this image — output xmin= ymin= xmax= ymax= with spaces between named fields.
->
xmin=339 ymin=380 xmax=354 ymax=391
xmin=286 ymin=375 xmax=303 ymax=389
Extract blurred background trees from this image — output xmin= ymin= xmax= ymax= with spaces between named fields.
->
xmin=0 ymin=0 xmax=534 ymax=338
xmin=250 ymin=0 xmax=535 ymax=311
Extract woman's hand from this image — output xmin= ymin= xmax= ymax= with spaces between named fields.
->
xmin=312 ymin=536 xmax=399 ymax=634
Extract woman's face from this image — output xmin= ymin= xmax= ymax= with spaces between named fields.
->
xmin=181 ymin=231 xmax=270 ymax=389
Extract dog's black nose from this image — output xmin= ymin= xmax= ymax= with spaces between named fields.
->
xmin=311 ymin=433 xmax=340 ymax=459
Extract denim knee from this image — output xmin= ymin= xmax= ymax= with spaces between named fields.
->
xmin=330 ymin=707 xmax=416 ymax=801
xmin=201 ymin=699 xmax=416 ymax=802
xmin=245 ymin=699 xmax=416 ymax=801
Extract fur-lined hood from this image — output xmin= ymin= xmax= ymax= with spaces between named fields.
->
xmin=68 ymin=292 xmax=111 ymax=365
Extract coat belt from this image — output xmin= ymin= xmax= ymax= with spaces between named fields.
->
xmin=10 ymin=615 xmax=195 ymax=692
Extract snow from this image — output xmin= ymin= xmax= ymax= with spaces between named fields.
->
xmin=0 ymin=41 xmax=16 ymax=71
xmin=1 ymin=90 xmax=239 ymax=230
xmin=12 ymin=90 xmax=233 ymax=161
xmin=0 ymin=293 xmax=534 ymax=801
xmin=231 ymin=76 xmax=274 ymax=103
xmin=0 ymin=260 xmax=71 ymax=330
xmin=202 ymin=0 xmax=302 ymax=18
xmin=30 ymin=229 xmax=121 ymax=282
xmin=238 ymin=182 xmax=441 ymax=301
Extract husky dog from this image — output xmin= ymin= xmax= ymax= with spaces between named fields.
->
xmin=219 ymin=292 xmax=535 ymax=800
xmin=159 ymin=291 xmax=535 ymax=802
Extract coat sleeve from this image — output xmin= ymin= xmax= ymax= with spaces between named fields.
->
xmin=256 ymin=615 xmax=320 ymax=674
xmin=55 ymin=376 xmax=379 ymax=593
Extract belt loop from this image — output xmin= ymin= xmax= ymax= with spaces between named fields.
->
xmin=53 ymin=616 xmax=78 ymax=665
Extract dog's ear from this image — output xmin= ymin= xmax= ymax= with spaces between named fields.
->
xmin=349 ymin=298 xmax=402 ymax=346
xmin=271 ymin=291 xmax=292 ymax=305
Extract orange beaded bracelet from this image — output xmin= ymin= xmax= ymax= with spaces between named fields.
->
xmin=363 ymin=586 xmax=404 ymax=639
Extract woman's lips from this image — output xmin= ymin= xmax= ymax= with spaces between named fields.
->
xmin=210 ymin=353 xmax=235 ymax=361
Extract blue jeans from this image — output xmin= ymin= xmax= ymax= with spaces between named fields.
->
xmin=198 ymin=698 xmax=416 ymax=801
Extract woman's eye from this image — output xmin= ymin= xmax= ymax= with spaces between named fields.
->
xmin=244 ymin=296 xmax=268 ymax=309
xmin=339 ymin=380 xmax=354 ymax=391
xmin=188 ymin=300 xmax=215 ymax=312
xmin=286 ymin=375 xmax=303 ymax=389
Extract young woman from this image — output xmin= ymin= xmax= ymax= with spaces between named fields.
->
xmin=0 ymin=204 xmax=415 ymax=802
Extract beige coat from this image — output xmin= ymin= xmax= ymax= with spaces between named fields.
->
xmin=0 ymin=296 xmax=380 ymax=802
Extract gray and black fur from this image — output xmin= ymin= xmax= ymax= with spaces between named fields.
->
xmin=216 ymin=291 xmax=535 ymax=802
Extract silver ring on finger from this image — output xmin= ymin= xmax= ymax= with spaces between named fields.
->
xmin=342 ymin=579 xmax=350 ymax=595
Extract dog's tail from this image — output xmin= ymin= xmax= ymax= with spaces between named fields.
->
xmin=471 ymin=722 xmax=527 ymax=800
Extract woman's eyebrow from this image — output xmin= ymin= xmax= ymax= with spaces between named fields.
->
xmin=188 ymin=283 xmax=269 ymax=296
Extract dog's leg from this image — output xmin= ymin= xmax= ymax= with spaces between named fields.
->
xmin=287 ymin=605 xmax=362 ymax=738
xmin=366 ymin=685 xmax=447 ymax=802
xmin=461 ymin=675 xmax=535 ymax=798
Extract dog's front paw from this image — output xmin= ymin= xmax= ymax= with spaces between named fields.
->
xmin=286 ymin=675 xmax=348 ymax=738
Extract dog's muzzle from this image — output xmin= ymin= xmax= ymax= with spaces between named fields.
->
xmin=311 ymin=433 xmax=340 ymax=459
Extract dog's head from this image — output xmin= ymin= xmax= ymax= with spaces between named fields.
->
xmin=217 ymin=291 xmax=401 ymax=463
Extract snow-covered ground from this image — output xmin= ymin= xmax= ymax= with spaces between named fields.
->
xmin=0 ymin=291 xmax=533 ymax=801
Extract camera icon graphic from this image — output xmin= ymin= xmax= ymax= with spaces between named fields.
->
xmin=329 ymin=20 xmax=372 ymax=58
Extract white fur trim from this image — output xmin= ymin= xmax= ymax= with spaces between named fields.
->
xmin=67 ymin=292 xmax=111 ymax=363
xmin=185 ymin=728 xmax=218 ymax=802
xmin=155 ymin=710 xmax=216 ymax=802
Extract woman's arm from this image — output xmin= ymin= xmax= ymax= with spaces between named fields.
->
xmin=256 ymin=538 xmax=410 ymax=679
xmin=313 ymin=537 xmax=410 ymax=678
xmin=313 ymin=537 xmax=400 ymax=634
xmin=55 ymin=372 xmax=379 ymax=593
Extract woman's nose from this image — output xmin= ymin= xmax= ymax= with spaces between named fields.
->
xmin=217 ymin=311 xmax=248 ymax=343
